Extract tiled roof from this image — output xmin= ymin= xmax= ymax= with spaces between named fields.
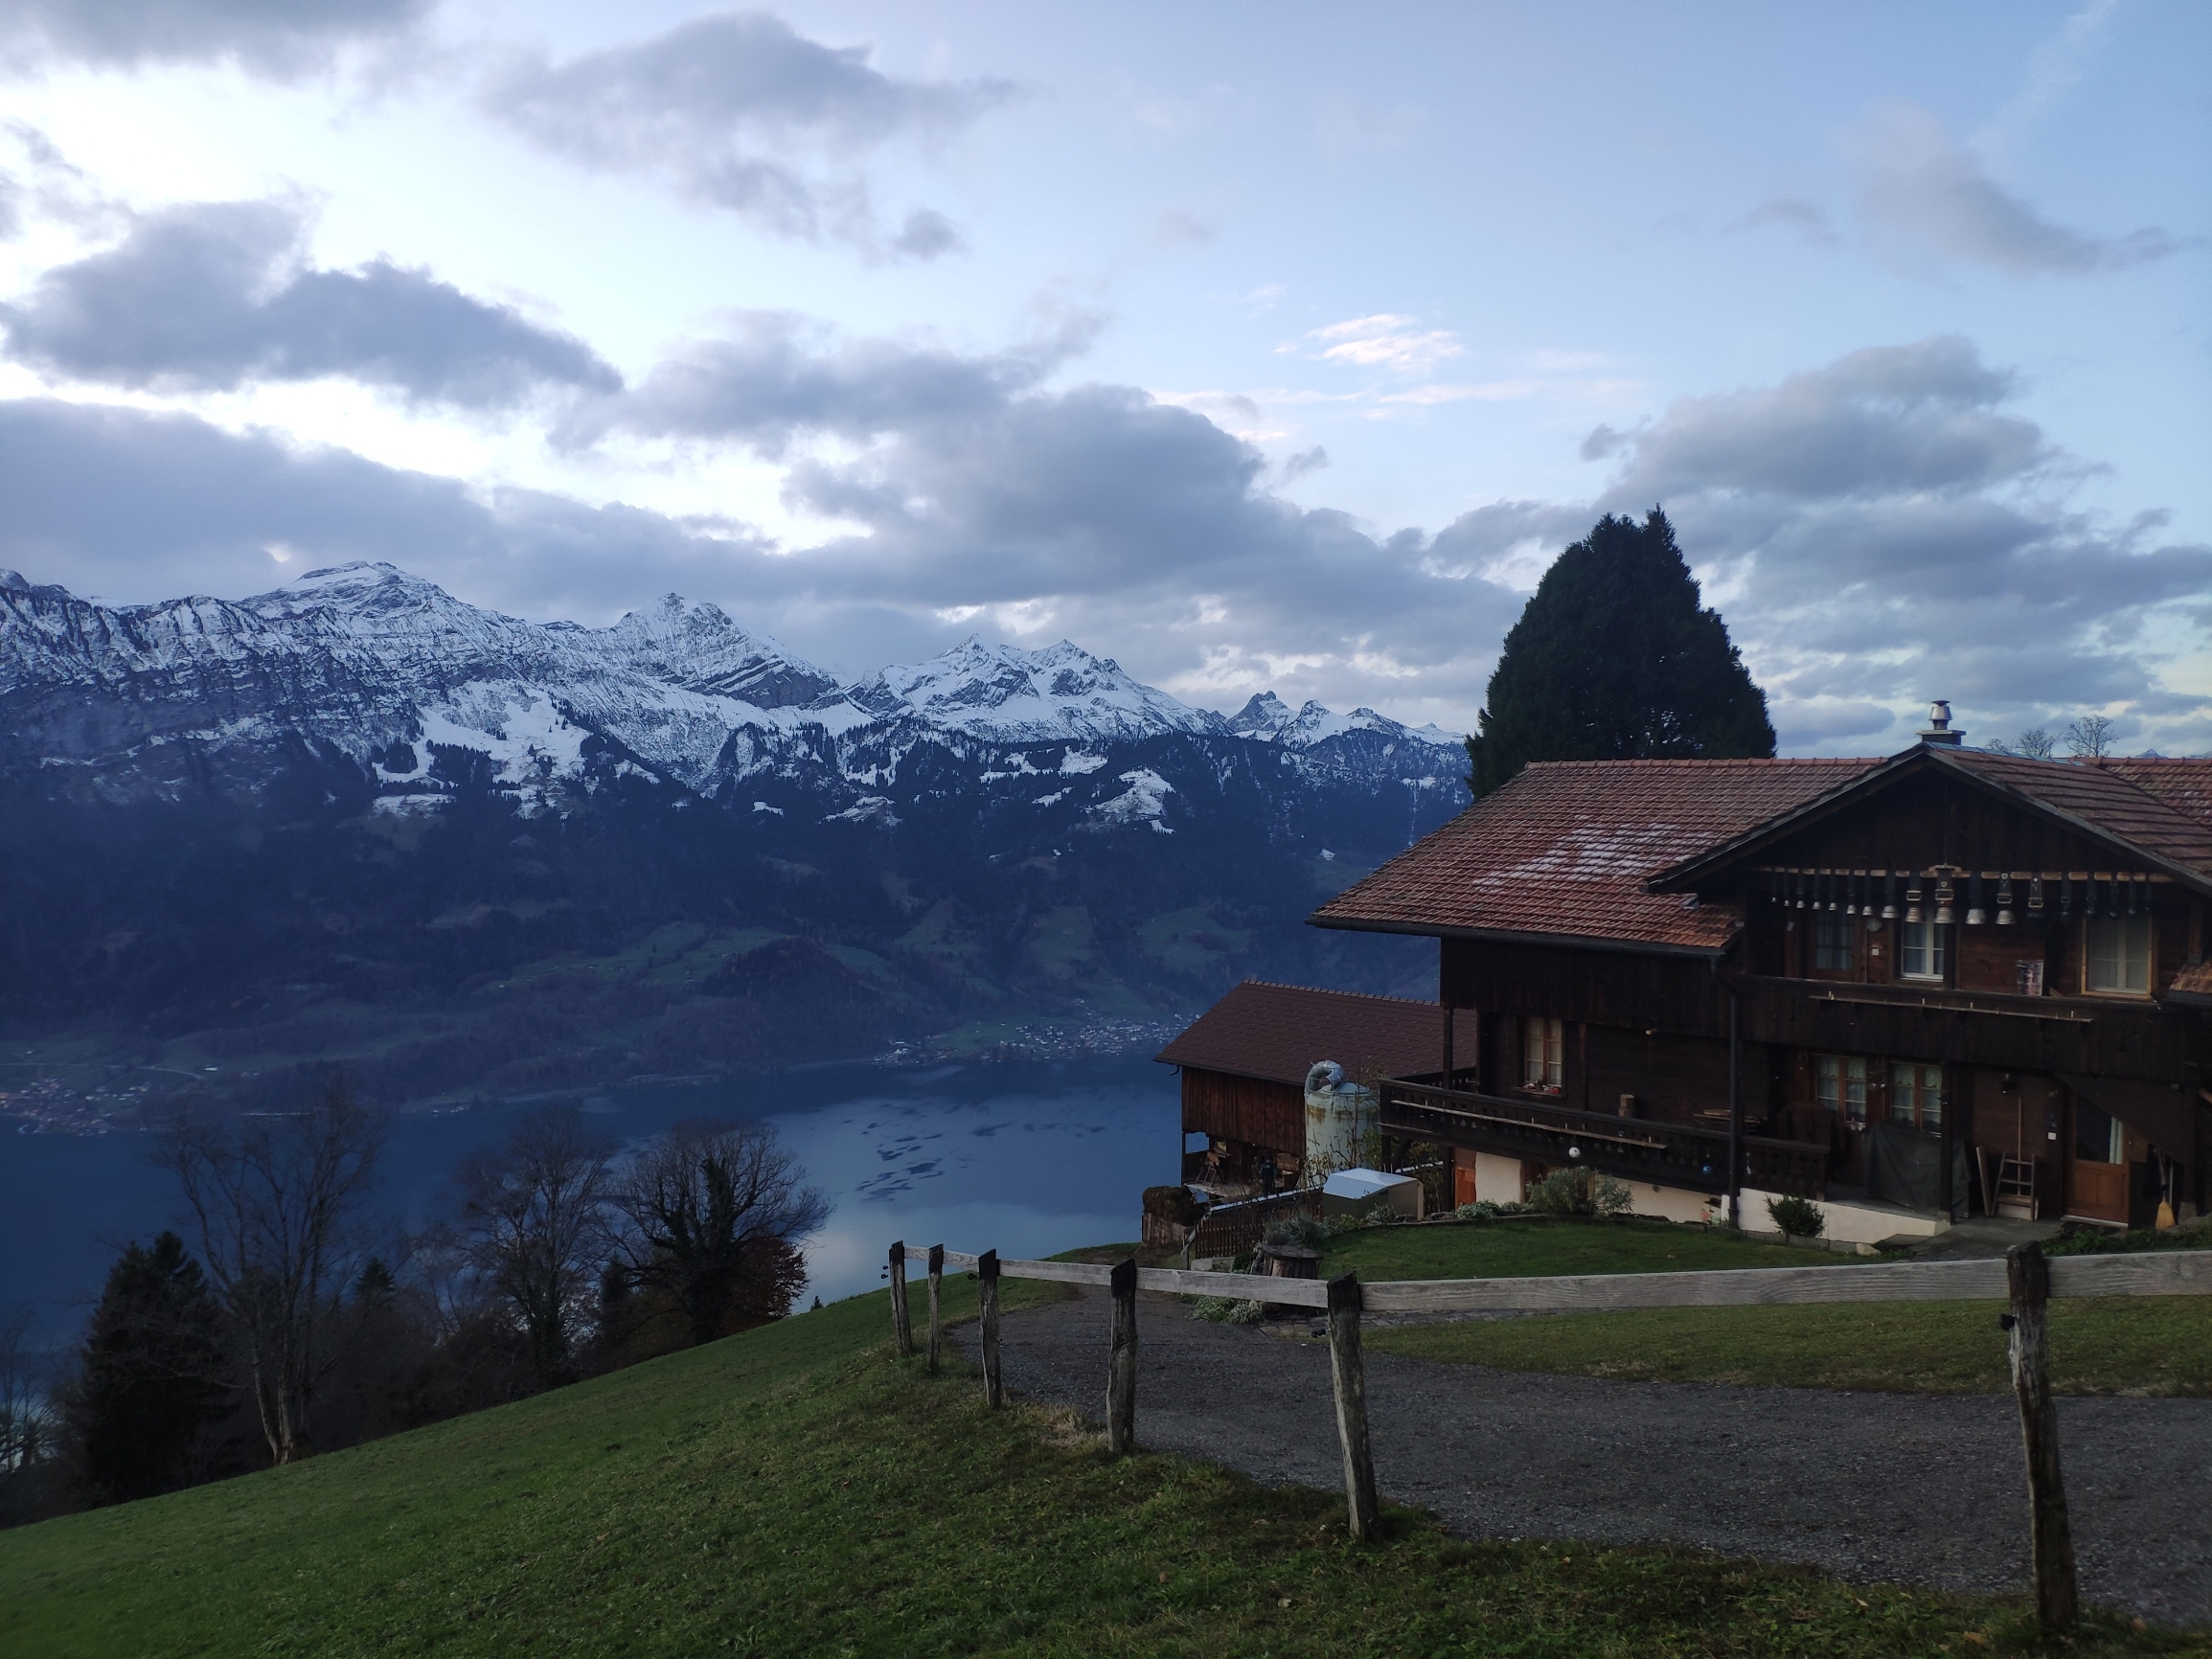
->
xmin=1155 ymin=980 xmax=1477 ymax=1086
xmin=1941 ymin=750 xmax=2212 ymax=878
xmin=2170 ymin=960 xmax=2212 ymax=1003
xmin=1310 ymin=758 xmax=1879 ymax=951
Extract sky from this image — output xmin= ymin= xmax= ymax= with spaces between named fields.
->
xmin=0 ymin=0 xmax=2205 ymax=754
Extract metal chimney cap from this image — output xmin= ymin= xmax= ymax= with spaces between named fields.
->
xmin=1919 ymin=698 xmax=1963 ymax=746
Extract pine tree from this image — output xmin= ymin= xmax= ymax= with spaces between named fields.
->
xmin=1465 ymin=509 xmax=1774 ymax=797
xmin=61 ymin=1233 xmax=231 ymax=1504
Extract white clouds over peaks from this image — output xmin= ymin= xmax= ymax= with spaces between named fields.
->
xmin=1305 ymin=314 xmax=1462 ymax=373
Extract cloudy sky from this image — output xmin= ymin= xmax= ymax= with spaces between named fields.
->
xmin=0 ymin=1 xmax=2205 ymax=753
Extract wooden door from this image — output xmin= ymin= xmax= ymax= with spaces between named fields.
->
xmin=2068 ymin=1093 xmax=2129 ymax=1223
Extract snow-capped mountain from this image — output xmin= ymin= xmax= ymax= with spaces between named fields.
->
xmin=0 ymin=562 xmax=1465 ymax=820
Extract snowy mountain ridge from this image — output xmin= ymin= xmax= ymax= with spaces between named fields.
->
xmin=0 ymin=562 xmax=1465 ymax=817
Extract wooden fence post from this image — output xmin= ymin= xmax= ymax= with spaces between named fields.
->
xmin=1106 ymin=1257 xmax=1138 ymax=1456
xmin=978 ymin=1249 xmax=1004 ymax=1408
xmin=888 ymin=1240 xmax=912 ymax=1357
xmin=926 ymin=1243 xmax=945 ymax=1375
xmin=2006 ymin=1241 xmax=2078 ymax=1631
xmin=1325 ymin=1271 xmax=1380 ymax=1542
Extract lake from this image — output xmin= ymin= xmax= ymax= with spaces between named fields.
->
xmin=0 ymin=1056 xmax=1179 ymax=1351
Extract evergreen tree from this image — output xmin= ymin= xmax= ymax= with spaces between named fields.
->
xmin=1465 ymin=509 xmax=1774 ymax=797
xmin=61 ymin=1233 xmax=231 ymax=1504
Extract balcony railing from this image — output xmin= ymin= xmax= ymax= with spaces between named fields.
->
xmin=1380 ymin=1074 xmax=1832 ymax=1200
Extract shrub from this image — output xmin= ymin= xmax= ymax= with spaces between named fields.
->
xmin=1260 ymin=1216 xmax=1327 ymax=1251
xmin=1191 ymin=1297 xmax=1265 ymax=1325
xmin=1767 ymin=1194 xmax=1826 ymax=1239
xmin=1526 ymin=1167 xmax=1633 ymax=1217
xmin=1453 ymin=1200 xmax=1501 ymax=1221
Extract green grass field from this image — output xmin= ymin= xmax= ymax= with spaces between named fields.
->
xmin=1325 ymin=1219 xmax=2212 ymax=1396
xmin=5 ymin=1265 xmax=2195 ymax=1657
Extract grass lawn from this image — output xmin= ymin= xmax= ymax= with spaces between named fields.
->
xmin=1325 ymin=1219 xmax=2212 ymax=1396
xmin=4 ymin=1267 xmax=2194 ymax=1656
xmin=1320 ymin=1216 xmax=1830 ymax=1283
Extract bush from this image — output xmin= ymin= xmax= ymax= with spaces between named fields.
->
xmin=1191 ymin=1296 xmax=1265 ymax=1325
xmin=1260 ymin=1216 xmax=1327 ymax=1251
xmin=1767 ymin=1194 xmax=1826 ymax=1239
xmin=1526 ymin=1167 xmax=1633 ymax=1218
xmin=1453 ymin=1200 xmax=1500 ymax=1221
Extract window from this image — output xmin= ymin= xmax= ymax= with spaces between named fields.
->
xmin=1815 ymin=1054 xmax=1868 ymax=1128
xmin=1889 ymin=1061 xmax=1944 ymax=1132
xmin=2074 ymin=1100 xmax=2123 ymax=1166
xmin=1813 ymin=912 xmax=1857 ymax=972
xmin=2085 ymin=912 xmax=2152 ymax=995
xmin=1898 ymin=918 xmax=1945 ymax=981
xmin=1520 ymin=1016 xmax=1563 ymax=1092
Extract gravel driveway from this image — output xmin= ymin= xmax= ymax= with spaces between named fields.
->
xmin=953 ymin=1285 xmax=2212 ymax=1625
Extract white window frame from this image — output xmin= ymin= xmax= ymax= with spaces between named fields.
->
xmin=1897 ymin=918 xmax=1945 ymax=982
xmin=2083 ymin=911 xmax=2152 ymax=997
xmin=1520 ymin=1015 xmax=1563 ymax=1094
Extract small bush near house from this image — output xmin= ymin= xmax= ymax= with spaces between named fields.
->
xmin=1528 ymin=1167 xmax=1633 ymax=1217
xmin=1767 ymin=1194 xmax=1827 ymax=1239
xmin=1454 ymin=1200 xmax=1502 ymax=1221
xmin=1261 ymin=1216 xmax=1328 ymax=1251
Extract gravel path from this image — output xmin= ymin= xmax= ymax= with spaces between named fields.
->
xmin=953 ymin=1285 xmax=2212 ymax=1625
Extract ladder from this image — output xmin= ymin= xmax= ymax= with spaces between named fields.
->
xmin=1995 ymin=1153 xmax=2039 ymax=1221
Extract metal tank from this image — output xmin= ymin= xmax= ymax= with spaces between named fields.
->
xmin=1302 ymin=1059 xmax=1378 ymax=1183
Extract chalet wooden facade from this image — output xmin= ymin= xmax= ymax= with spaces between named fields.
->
xmin=1154 ymin=981 xmax=1476 ymax=1199
xmin=1310 ymin=715 xmax=2212 ymax=1243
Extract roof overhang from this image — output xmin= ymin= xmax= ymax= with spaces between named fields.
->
xmin=1647 ymin=744 xmax=2212 ymax=900
xmin=1306 ymin=913 xmax=1732 ymax=959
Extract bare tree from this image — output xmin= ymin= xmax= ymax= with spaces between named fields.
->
xmin=157 ymin=1077 xmax=388 ymax=1465
xmin=2066 ymin=715 xmax=2117 ymax=759
xmin=0 ymin=1308 xmax=55 ymax=1477
xmin=456 ymin=1107 xmax=612 ymax=1391
xmin=1987 ymin=727 xmax=2057 ymax=760
xmin=609 ymin=1121 xmax=827 ymax=1348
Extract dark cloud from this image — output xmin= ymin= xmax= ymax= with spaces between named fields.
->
xmin=562 ymin=310 xmax=1084 ymax=454
xmin=1281 ymin=445 xmax=1328 ymax=483
xmin=1855 ymin=104 xmax=2178 ymax=276
xmin=0 ymin=398 xmax=767 ymax=622
xmin=1594 ymin=336 xmax=2044 ymax=504
xmin=0 ymin=0 xmax=424 ymax=78
xmin=0 ymin=199 xmax=621 ymax=406
xmin=480 ymin=11 xmax=1015 ymax=258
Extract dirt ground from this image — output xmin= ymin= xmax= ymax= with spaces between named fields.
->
xmin=954 ymin=1284 xmax=2212 ymax=1625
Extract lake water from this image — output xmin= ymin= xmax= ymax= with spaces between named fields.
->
xmin=0 ymin=1056 xmax=1179 ymax=1351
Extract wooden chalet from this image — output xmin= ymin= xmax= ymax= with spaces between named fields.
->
xmin=1155 ymin=981 xmax=1476 ymax=1199
xmin=1309 ymin=709 xmax=2212 ymax=1244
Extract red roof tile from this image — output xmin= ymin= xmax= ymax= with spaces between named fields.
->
xmin=1155 ymin=980 xmax=1476 ymax=1086
xmin=1940 ymin=750 xmax=2212 ymax=878
xmin=1311 ymin=758 xmax=1880 ymax=951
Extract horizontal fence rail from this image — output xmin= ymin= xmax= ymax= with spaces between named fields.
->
xmin=937 ymin=1243 xmax=2212 ymax=1313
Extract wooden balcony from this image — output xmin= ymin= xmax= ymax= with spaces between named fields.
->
xmin=1380 ymin=1073 xmax=1832 ymax=1199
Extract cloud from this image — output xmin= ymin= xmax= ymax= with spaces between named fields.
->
xmin=1854 ymin=103 xmax=2178 ymax=276
xmin=1280 ymin=445 xmax=1328 ymax=483
xmin=562 ymin=310 xmax=1087 ymax=455
xmin=0 ymin=0 xmax=426 ymax=78
xmin=1591 ymin=336 xmax=2043 ymax=503
xmin=1582 ymin=337 xmax=2212 ymax=748
xmin=480 ymin=11 xmax=1015 ymax=259
xmin=1307 ymin=314 xmax=1462 ymax=374
xmin=0 ymin=198 xmax=621 ymax=406
xmin=0 ymin=397 xmax=764 ymax=621
xmin=1732 ymin=196 xmax=1837 ymax=245
xmin=1316 ymin=95 xmax=1421 ymax=156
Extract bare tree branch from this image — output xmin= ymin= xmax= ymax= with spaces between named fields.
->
xmin=456 ymin=1107 xmax=612 ymax=1391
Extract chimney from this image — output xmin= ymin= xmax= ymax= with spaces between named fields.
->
xmin=1919 ymin=699 xmax=1963 ymax=747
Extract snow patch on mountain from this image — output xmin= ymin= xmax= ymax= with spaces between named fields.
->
xmin=1091 ymin=768 xmax=1174 ymax=828
xmin=851 ymin=637 xmax=1225 ymax=745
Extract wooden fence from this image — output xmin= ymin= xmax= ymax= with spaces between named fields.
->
xmin=886 ymin=1237 xmax=2212 ymax=1632
xmin=1182 ymin=1188 xmax=1319 ymax=1261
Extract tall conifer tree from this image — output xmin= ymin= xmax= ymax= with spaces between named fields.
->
xmin=1465 ymin=509 xmax=1774 ymax=797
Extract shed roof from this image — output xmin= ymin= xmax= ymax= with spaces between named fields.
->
xmin=1154 ymin=980 xmax=1475 ymax=1087
xmin=1309 ymin=758 xmax=1879 ymax=953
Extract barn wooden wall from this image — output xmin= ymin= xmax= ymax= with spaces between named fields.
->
xmin=1180 ymin=1068 xmax=1304 ymax=1155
